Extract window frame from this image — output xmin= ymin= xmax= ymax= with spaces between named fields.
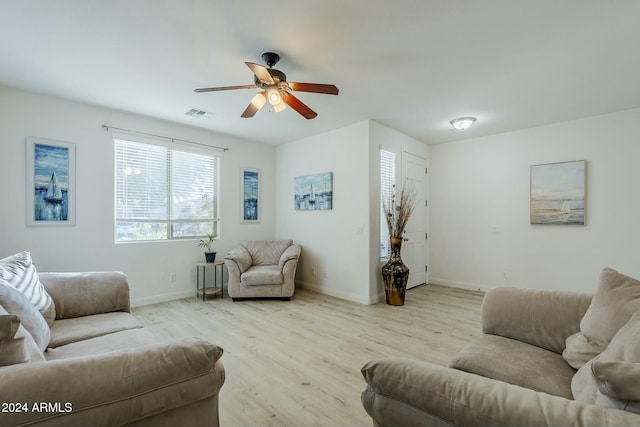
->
xmin=380 ymin=148 xmax=396 ymax=260
xmin=113 ymin=134 xmax=220 ymax=243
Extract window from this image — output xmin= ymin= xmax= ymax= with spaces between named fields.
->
xmin=380 ymin=149 xmax=395 ymax=258
xmin=114 ymin=137 xmax=219 ymax=242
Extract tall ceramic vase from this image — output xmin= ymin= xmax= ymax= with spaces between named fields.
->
xmin=382 ymin=236 xmax=410 ymax=306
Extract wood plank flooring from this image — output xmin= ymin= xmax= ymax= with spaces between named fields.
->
xmin=132 ymin=284 xmax=484 ymax=427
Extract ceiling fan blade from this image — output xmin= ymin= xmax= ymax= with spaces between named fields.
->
xmin=288 ymin=82 xmax=339 ymax=95
xmin=241 ymin=92 xmax=267 ymax=118
xmin=281 ymin=92 xmax=317 ymax=119
xmin=194 ymin=85 xmax=257 ymax=93
xmin=245 ymin=62 xmax=275 ymax=85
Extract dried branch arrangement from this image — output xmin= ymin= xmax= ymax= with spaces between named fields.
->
xmin=382 ymin=181 xmax=417 ymax=238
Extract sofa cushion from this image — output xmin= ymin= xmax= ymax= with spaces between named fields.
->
xmin=563 ymin=268 xmax=640 ymax=369
xmin=482 ymin=287 xmax=592 ymax=354
xmin=241 ymin=265 xmax=283 ymax=286
xmin=242 ymin=240 xmax=292 ymax=266
xmin=0 ymin=279 xmax=50 ymax=352
xmin=0 ymin=314 xmax=28 ymax=366
xmin=450 ymin=334 xmax=576 ymax=399
xmin=49 ymin=311 xmax=142 ymax=348
xmin=46 ymin=327 xmax=159 ymax=360
xmin=40 ymin=271 xmax=130 ymax=319
xmin=572 ymin=311 xmax=640 ymax=413
xmin=0 ymin=251 xmax=55 ymax=326
xmin=0 ymin=307 xmax=45 ymax=364
xmin=0 ymin=313 xmax=20 ymax=339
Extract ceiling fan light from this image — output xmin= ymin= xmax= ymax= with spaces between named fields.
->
xmin=250 ymin=92 xmax=267 ymax=108
xmin=267 ymin=88 xmax=282 ymax=106
xmin=273 ymin=100 xmax=286 ymax=113
xmin=450 ymin=117 xmax=477 ymax=132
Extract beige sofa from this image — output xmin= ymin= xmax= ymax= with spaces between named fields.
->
xmin=361 ymin=268 xmax=640 ymax=427
xmin=0 ymin=269 xmax=225 ymax=427
xmin=224 ymin=240 xmax=301 ymax=300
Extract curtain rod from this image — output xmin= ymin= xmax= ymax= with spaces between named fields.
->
xmin=101 ymin=124 xmax=229 ymax=152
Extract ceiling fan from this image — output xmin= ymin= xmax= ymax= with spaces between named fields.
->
xmin=194 ymin=52 xmax=339 ymax=120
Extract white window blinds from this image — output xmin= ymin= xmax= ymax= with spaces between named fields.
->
xmin=114 ymin=138 xmax=218 ymax=242
xmin=380 ymin=149 xmax=396 ymax=258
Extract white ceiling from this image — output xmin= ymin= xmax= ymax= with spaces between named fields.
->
xmin=1 ymin=1 xmax=639 ymax=145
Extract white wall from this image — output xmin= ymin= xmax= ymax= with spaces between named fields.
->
xmin=430 ymin=108 xmax=640 ymax=293
xmin=8 ymin=83 xmax=632 ymax=306
xmin=275 ymin=121 xmax=372 ymax=303
xmin=0 ymin=86 xmax=276 ymax=306
xmin=274 ymin=120 xmax=429 ymax=304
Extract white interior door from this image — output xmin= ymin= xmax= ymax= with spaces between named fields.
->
xmin=402 ymin=151 xmax=428 ymax=289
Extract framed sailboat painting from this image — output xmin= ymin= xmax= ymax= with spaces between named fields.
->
xmin=294 ymin=172 xmax=333 ymax=211
xmin=26 ymin=137 xmax=76 ymax=226
xmin=530 ymin=160 xmax=586 ymax=225
xmin=241 ymin=168 xmax=260 ymax=223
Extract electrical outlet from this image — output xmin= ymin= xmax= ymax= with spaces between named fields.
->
xmin=170 ymin=273 xmax=177 ymax=282
xmin=502 ymin=271 xmax=508 ymax=280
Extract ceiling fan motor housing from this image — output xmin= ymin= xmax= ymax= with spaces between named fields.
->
xmin=254 ymin=68 xmax=287 ymax=88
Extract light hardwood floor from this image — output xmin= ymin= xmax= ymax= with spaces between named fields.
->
xmin=132 ymin=284 xmax=485 ymax=427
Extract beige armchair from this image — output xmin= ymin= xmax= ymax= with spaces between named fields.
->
xmin=224 ymin=240 xmax=301 ymax=301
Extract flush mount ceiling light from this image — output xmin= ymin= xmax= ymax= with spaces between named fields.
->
xmin=450 ymin=117 xmax=477 ymax=132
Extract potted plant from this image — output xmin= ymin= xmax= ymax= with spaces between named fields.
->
xmin=197 ymin=233 xmax=218 ymax=263
xmin=381 ymin=182 xmax=417 ymax=306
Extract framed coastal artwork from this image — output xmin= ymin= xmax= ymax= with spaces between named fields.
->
xmin=26 ymin=137 xmax=76 ymax=226
xmin=530 ymin=160 xmax=586 ymax=225
xmin=241 ymin=168 xmax=260 ymax=223
xmin=294 ymin=172 xmax=333 ymax=211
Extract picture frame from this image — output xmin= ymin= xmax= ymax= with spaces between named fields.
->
xmin=294 ymin=172 xmax=333 ymax=211
xmin=241 ymin=168 xmax=260 ymax=223
xmin=26 ymin=137 xmax=76 ymax=226
xmin=530 ymin=160 xmax=587 ymax=225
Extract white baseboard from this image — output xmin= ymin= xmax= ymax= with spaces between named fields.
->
xmin=429 ymin=278 xmax=493 ymax=293
xmin=131 ymin=289 xmax=195 ymax=307
xmin=297 ymin=280 xmax=376 ymax=305
xmin=131 ymin=280 xmax=487 ymax=308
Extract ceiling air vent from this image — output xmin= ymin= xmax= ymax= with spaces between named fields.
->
xmin=185 ymin=108 xmax=215 ymax=119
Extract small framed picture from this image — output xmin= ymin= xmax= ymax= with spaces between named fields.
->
xmin=294 ymin=172 xmax=333 ymax=211
xmin=26 ymin=137 xmax=76 ymax=226
xmin=530 ymin=160 xmax=587 ymax=225
xmin=241 ymin=168 xmax=260 ymax=223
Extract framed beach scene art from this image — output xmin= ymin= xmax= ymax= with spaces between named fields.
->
xmin=294 ymin=172 xmax=333 ymax=211
xmin=26 ymin=137 xmax=76 ymax=226
xmin=241 ymin=168 xmax=260 ymax=223
xmin=530 ymin=160 xmax=586 ymax=225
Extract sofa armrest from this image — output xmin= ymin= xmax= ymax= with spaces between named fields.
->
xmin=361 ymin=357 xmax=638 ymax=427
xmin=224 ymin=246 xmax=252 ymax=273
xmin=278 ymin=244 xmax=301 ymax=269
xmin=39 ymin=272 xmax=131 ymax=320
xmin=0 ymin=337 xmax=224 ymax=427
xmin=481 ymin=287 xmax=592 ymax=353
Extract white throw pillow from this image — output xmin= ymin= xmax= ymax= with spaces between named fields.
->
xmin=0 ymin=279 xmax=51 ymax=352
xmin=563 ymin=268 xmax=640 ymax=369
xmin=572 ymin=311 xmax=640 ymax=412
xmin=0 ymin=251 xmax=55 ymax=325
xmin=0 ymin=307 xmax=46 ymax=363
